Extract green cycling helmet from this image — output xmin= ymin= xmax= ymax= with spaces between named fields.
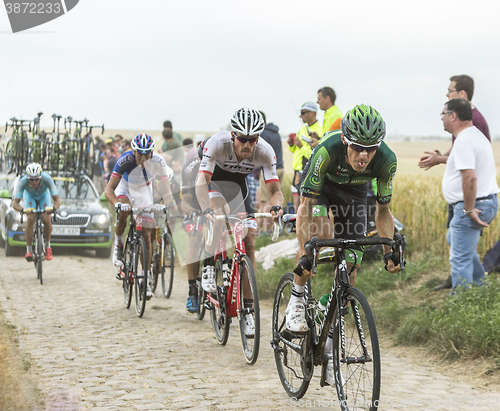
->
xmin=341 ymin=104 xmax=386 ymax=145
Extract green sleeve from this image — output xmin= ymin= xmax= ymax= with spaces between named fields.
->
xmin=300 ymin=145 xmax=331 ymax=198
xmin=376 ymin=160 xmax=397 ymax=205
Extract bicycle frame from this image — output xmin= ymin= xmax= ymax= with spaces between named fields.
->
xmin=205 ymin=214 xmax=246 ymax=319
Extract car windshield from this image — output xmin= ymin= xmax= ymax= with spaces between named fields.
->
xmin=53 ymin=177 xmax=97 ymax=200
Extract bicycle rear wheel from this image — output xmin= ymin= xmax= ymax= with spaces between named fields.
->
xmin=161 ymin=232 xmax=175 ymax=298
xmin=210 ymin=256 xmax=230 ymax=345
xmin=196 ymin=243 xmax=206 ymax=320
xmin=238 ymin=255 xmax=260 ymax=365
xmin=122 ymin=241 xmax=133 ymax=308
xmin=271 ymin=272 xmax=311 ymax=399
xmin=134 ymin=237 xmax=148 ymax=317
xmin=35 ymin=224 xmax=43 ymax=284
xmin=333 ymin=287 xmax=380 ymax=411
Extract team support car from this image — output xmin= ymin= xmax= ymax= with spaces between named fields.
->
xmin=0 ymin=173 xmax=16 ymax=248
xmin=1 ymin=173 xmax=113 ymax=257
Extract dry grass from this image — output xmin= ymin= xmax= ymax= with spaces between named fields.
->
xmin=0 ymin=314 xmax=42 ymax=411
xmin=391 ymin=174 xmax=500 ymax=257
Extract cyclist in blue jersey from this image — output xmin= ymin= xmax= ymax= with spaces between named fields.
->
xmin=12 ymin=163 xmax=61 ymax=262
xmin=105 ymin=134 xmax=175 ymax=300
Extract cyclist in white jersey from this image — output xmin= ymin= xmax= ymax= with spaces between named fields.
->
xmin=196 ymin=108 xmax=284 ymax=304
xmin=105 ymin=134 xmax=175 ymax=300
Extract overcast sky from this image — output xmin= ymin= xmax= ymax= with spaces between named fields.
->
xmin=1 ymin=0 xmax=499 ymax=138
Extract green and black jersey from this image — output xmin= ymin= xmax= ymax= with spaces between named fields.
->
xmin=301 ymin=131 xmax=397 ymax=205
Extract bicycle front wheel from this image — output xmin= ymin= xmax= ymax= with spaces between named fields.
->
xmin=238 ymin=255 xmax=260 ymax=365
xmin=161 ymin=232 xmax=175 ymax=298
xmin=134 ymin=237 xmax=148 ymax=317
xmin=196 ymin=243 xmax=206 ymax=320
xmin=333 ymin=287 xmax=380 ymax=411
xmin=122 ymin=241 xmax=133 ymax=308
xmin=210 ymin=256 xmax=229 ymax=345
xmin=271 ymin=272 xmax=311 ymax=399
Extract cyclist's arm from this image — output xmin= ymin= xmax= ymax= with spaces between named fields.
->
xmin=266 ymin=180 xmax=284 ymax=218
xmin=181 ymin=191 xmax=196 ymax=215
xmin=104 ymin=175 xmax=122 ymax=207
xmin=375 ymin=202 xmax=400 ymax=273
xmin=51 ymin=195 xmax=61 ymax=210
xmin=195 ymin=172 xmax=213 ymax=219
xmin=158 ymin=177 xmax=175 ymax=206
xmin=12 ymin=198 xmax=22 ymax=212
xmin=296 ymin=195 xmax=317 ymax=256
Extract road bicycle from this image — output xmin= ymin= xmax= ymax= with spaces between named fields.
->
xmin=21 ymin=207 xmax=55 ymax=285
xmin=271 ymin=214 xmax=405 ymax=409
xmin=204 ymin=212 xmax=280 ymax=364
xmin=150 ymin=205 xmax=183 ymax=298
xmin=117 ymin=205 xmax=155 ymax=318
xmin=4 ymin=117 xmax=32 ymax=175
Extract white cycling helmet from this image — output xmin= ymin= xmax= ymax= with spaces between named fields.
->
xmin=26 ymin=163 xmax=42 ymax=179
xmin=131 ymin=133 xmax=156 ymax=153
xmin=230 ymin=108 xmax=265 ymax=136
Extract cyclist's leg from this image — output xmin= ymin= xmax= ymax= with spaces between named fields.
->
xmin=186 ymin=229 xmax=203 ymax=312
xmin=23 ymin=192 xmax=37 ymax=259
xmin=113 ymin=180 xmax=131 ymax=266
xmin=39 ymin=191 xmax=53 ymax=243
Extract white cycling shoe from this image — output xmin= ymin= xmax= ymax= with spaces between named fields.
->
xmin=201 ymin=265 xmax=216 ymax=293
xmin=243 ymin=314 xmax=255 ymax=338
xmin=285 ymin=301 xmax=309 ymax=332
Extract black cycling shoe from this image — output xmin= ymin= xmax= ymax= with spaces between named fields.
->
xmin=434 ymin=275 xmax=452 ymax=291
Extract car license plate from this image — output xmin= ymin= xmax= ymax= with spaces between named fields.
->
xmin=52 ymin=227 xmax=80 ymax=235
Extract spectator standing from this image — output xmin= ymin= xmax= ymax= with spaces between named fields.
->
xmin=164 ymin=120 xmax=183 ymax=144
xmin=93 ymin=142 xmax=106 ymax=193
xmin=440 ymin=99 xmax=499 ymax=292
xmin=288 ymin=102 xmax=323 ymax=212
xmin=419 ymin=74 xmax=490 ymax=170
xmin=121 ymin=139 xmax=131 ymax=153
xmin=419 ymin=75 xmax=491 ymax=291
xmin=183 ymin=138 xmax=198 ymax=163
xmin=159 ymin=128 xmax=184 ymax=180
xmin=257 ymin=112 xmax=284 ymax=233
xmin=104 ymin=146 xmax=117 ymax=184
xmin=317 ymin=86 xmax=343 ymax=134
xmin=114 ymin=134 xmax=124 ymax=154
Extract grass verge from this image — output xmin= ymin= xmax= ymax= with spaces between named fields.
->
xmin=0 ymin=312 xmax=43 ymax=411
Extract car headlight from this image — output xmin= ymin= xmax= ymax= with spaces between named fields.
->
xmin=92 ymin=213 xmax=109 ymax=225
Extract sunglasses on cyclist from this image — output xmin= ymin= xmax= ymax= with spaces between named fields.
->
xmin=235 ymin=136 xmax=258 ymax=144
xmin=345 ymin=138 xmax=380 ymax=153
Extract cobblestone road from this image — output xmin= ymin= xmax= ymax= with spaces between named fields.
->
xmin=1 ymin=252 xmax=499 ymax=410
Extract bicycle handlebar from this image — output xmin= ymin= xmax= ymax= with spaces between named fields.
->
xmin=305 ymin=233 xmax=405 ymax=269
xmin=205 ymin=213 xmax=281 ymax=246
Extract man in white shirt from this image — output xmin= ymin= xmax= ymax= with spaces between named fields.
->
xmin=441 ymin=99 xmax=499 ymax=292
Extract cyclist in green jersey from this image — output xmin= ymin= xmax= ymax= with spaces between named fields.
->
xmin=286 ymin=104 xmax=402 ymax=385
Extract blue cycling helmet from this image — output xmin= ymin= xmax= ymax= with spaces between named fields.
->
xmin=131 ymin=133 xmax=156 ymax=153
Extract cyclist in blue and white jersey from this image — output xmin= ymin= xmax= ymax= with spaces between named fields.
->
xmin=105 ymin=134 xmax=175 ymax=300
xmin=12 ymin=163 xmax=61 ymax=262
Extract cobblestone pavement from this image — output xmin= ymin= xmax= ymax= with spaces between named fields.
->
xmin=1 ymin=252 xmax=499 ymax=410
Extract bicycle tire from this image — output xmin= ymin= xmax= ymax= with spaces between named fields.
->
xmin=272 ymin=272 xmax=311 ymax=399
xmin=150 ymin=236 xmax=160 ymax=293
xmin=122 ymin=240 xmax=133 ymax=308
xmin=238 ymin=255 xmax=260 ymax=365
xmin=333 ymin=287 xmax=381 ymax=411
xmin=36 ymin=223 xmax=43 ymax=285
xmin=210 ymin=256 xmax=230 ymax=345
xmin=4 ymin=140 xmax=15 ymax=174
xmin=161 ymin=232 xmax=175 ymax=298
xmin=134 ymin=236 xmax=148 ymax=317
xmin=85 ymin=137 xmax=94 ymax=177
xmin=196 ymin=243 xmax=206 ymax=320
